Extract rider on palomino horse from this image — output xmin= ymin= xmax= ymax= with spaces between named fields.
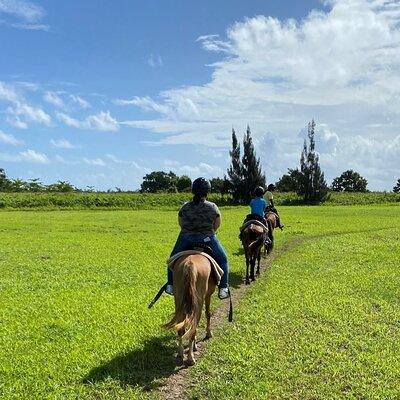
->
xmin=264 ymin=184 xmax=284 ymax=230
xmin=165 ymin=177 xmax=230 ymax=299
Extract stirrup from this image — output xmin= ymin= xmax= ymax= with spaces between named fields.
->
xmin=165 ymin=284 xmax=173 ymax=295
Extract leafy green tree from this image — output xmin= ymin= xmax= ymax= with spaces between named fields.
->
xmin=140 ymin=171 xmax=178 ymax=193
xmin=47 ymin=181 xmax=76 ymax=192
xmin=210 ymin=177 xmax=225 ymax=193
xmin=299 ymin=120 xmax=328 ymax=203
xmin=176 ymin=175 xmax=192 ymax=192
xmin=27 ymin=178 xmax=44 ymax=192
xmin=8 ymin=178 xmax=26 ymax=192
xmin=227 ymin=127 xmax=266 ymax=204
xmin=241 ymin=125 xmax=266 ymax=204
xmin=227 ymin=128 xmax=244 ymax=203
xmin=393 ymin=179 xmax=400 ymax=193
xmin=276 ymin=168 xmax=303 ymax=192
xmin=0 ymin=168 xmax=9 ymax=191
xmin=331 ymin=170 xmax=368 ymax=192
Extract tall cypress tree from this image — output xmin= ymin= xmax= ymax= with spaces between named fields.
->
xmin=241 ymin=125 xmax=266 ymax=204
xmin=299 ymin=120 xmax=328 ymax=203
xmin=227 ymin=128 xmax=244 ymax=203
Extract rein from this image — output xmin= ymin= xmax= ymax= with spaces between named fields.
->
xmin=148 ymin=283 xmax=167 ymax=309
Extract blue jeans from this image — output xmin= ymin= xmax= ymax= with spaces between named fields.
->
xmin=168 ymin=233 xmax=229 ymax=288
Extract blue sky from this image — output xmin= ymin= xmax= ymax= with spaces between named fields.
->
xmin=1 ymin=0 xmax=399 ymax=190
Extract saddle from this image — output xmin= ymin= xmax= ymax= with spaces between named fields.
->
xmin=185 ymin=243 xmax=214 ymax=258
xmin=167 ymin=249 xmax=223 ymax=285
xmin=265 ymin=211 xmax=279 ymax=220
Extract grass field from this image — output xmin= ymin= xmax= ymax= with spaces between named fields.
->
xmin=0 ymin=205 xmax=399 ymax=399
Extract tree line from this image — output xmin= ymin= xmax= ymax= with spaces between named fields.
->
xmin=1 ymin=120 xmax=400 ymax=197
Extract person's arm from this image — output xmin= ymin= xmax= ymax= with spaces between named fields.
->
xmin=270 ymin=198 xmax=275 ymax=208
xmin=213 ymin=215 xmax=221 ymax=231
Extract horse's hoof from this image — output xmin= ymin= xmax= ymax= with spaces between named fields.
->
xmin=206 ymin=331 xmax=213 ymax=339
xmin=245 ymin=280 xmax=250 ymax=285
xmin=186 ymin=358 xmax=196 ymax=366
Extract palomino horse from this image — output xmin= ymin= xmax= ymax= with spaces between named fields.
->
xmin=163 ymin=254 xmax=216 ymax=365
xmin=265 ymin=212 xmax=278 ymax=254
xmin=241 ymin=223 xmax=266 ymax=284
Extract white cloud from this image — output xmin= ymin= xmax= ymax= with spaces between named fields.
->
xmin=0 ymin=81 xmax=20 ymax=102
xmin=0 ymin=148 xmax=49 ymax=164
xmin=162 ymin=159 xmax=223 ymax=179
xmin=1 ymin=82 xmax=51 ymax=127
xmin=0 ymin=130 xmax=23 ymax=146
xmin=106 ymin=154 xmax=145 ymax=170
xmin=86 ymin=111 xmax=119 ymax=132
xmin=0 ymin=0 xmax=45 ymax=22
xmin=57 ymin=111 xmax=119 ymax=132
xmin=56 ymin=112 xmax=81 ymax=128
xmin=119 ymin=0 xmax=400 ymax=189
xmin=70 ymin=94 xmax=91 ymax=109
xmin=50 ymin=138 xmax=76 ymax=149
xmin=83 ymin=157 xmax=106 ymax=166
xmin=7 ymin=101 xmax=51 ymax=125
xmin=43 ymin=91 xmax=64 ymax=108
xmin=0 ymin=0 xmax=48 ymax=30
xmin=6 ymin=117 xmax=28 ymax=129
xmin=147 ymin=53 xmax=163 ymax=68
xmin=20 ymin=149 xmax=49 ymax=163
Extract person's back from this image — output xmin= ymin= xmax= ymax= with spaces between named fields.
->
xmin=264 ymin=184 xmax=284 ymax=229
xmin=179 ymin=200 xmax=219 ymax=235
xmin=250 ymin=196 xmax=266 ymax=218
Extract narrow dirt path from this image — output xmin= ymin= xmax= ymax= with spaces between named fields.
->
xmin=157 ymin=236 xmax=306 ymax=400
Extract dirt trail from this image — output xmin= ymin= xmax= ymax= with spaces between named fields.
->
xmin=157 ymin=237 xmax=306 ymax=400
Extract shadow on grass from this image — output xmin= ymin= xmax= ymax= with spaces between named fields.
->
xmin=83 ymin=335 xmax=180 ymax=391
xmin=233 ymin=247 xmax=245 ymax=256
xmin=229 ymin=271 xmax=244 ymax=289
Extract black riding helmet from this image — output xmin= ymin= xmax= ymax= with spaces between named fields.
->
xmin=267 ymin=183 xmax=276 ymax=191
xmin=192 ymin=177 xmax=211 ymax=196
xmin=253 ymin=186 xmax=265 ymax=197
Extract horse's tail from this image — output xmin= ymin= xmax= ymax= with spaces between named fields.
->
xmin=163 ymin=259 xmax=198 ymax=339
xmin=248 ymin=233 xmax=264 ymax=251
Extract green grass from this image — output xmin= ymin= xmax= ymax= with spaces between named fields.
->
xmin=0 ymin=205 xmax=399 ymax=399
xmin=0 ymin=191 xmax=399 ymax=210
xmin=190 ymin=206 xmax=400 ymax=399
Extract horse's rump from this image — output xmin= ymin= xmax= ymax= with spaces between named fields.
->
xmin=163 ymin=255 xmax=211 ymax=339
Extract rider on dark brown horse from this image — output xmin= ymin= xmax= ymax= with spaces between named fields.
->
xmin=264 ymin=184 xmax=284 ymax=230
xmin=242 ymin=186 xmax=268 ymax=225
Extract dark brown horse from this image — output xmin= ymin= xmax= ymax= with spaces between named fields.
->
xmin=241 ymin=223 xmax=266 ymax=284
xmin=265 ymin=212 xmax=278 ymax=254
xmin=163 ymin=254 xmax=216 ymax=365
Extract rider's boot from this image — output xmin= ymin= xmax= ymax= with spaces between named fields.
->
xmin=218 ymin=287 xmax=229 ymax=299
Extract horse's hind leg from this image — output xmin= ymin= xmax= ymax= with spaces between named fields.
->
xmin=187 ymin=331 xmax=196 ymax=365
xmin=245 ymin=254 xmax=250 ymax=285
xmin=256 ymin=248 xmax=261 ymax=276
xmin=250 ymin=254 xmax=256 ymax=281
xmin=177 ymin=329 xmax=184 ymax=360
xmin=205 ymin=294 xmax=212 ymax=339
